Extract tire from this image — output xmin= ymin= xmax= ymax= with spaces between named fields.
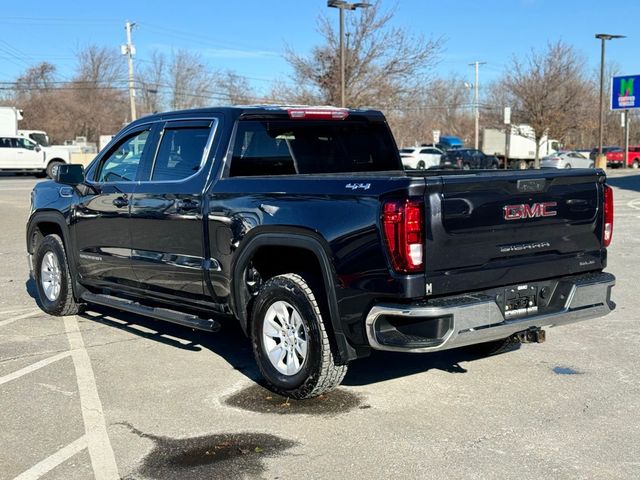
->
xmin=564 ymin=163 xmax=572 ymax=169
xmin=46 ymin=161 xmax=64 ymax=179
xmin=34 ymin=234 xmax=81 ymax=316
xmin=251 ymin=273 xmax=347 ymax=399
xmin=633 ymin=159 xmax=639 ymax=169
xmin=462 ymin=163 xmax=470 ymax=170
xmin=464 ymin=336 xmax=521 ymax=357
xmin=417 ymin=161 xmax=425 ymax=170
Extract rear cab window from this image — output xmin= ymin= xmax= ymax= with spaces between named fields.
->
xmin=228 ymin=118 xmax=400 ymax=176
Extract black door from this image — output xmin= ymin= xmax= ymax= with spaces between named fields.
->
xmin=128 ymin=118 xmax=219 ymax=304
xmin=72 ymin=127 xmax=155 ymax=288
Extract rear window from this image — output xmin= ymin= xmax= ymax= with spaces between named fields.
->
xmin=229 ymin=119 xmax=399 ymax=176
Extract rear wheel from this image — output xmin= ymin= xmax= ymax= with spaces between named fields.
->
xmin=417 ymin=160 xmax=425 ymax=170
xmin=251 ymin=273 xmax=347 ymax=399
xmin=34 ymin=234 xmax=81 ymax=316
xmin=462 ymin=163 xmax=470 ymax=170
xmin=633 ymin=159 xmax=639 ymax=169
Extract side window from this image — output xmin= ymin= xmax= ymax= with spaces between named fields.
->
xmin=0 ymin=137 xmax=11 ymax=148
xmin=95 ymin=130 xmax=149 ymax=183
xmin=17 ymin=138 xmax=36 ymax=150
xmin=151 ymin=127 xmax=210 ymax=181
xmin=419 ymin=149 xmax=430 ymax=154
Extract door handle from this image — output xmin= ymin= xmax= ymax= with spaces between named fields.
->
xmin=112 ymin=196 xmax=129 ymax=208
xmin=176 ymin=199 xmax=200 ymax=211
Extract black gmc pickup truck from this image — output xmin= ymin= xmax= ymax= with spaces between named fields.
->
xmin=27 ymin=106 xmax=616 ymax=398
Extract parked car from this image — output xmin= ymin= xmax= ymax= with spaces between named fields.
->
xmin=602 ymin=146 xmax=640 ymax=168
xmin=399 ymin=146 xmax=443 ymax=170
xmin=589 ymin=146 xmax=619 ymax=161
xmin=440 ymin=148 xmax=499 ymax=169
xmin=541 ymin=151 xmax=594 ymax=169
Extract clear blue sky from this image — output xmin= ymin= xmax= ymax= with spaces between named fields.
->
xmin=0 ymin=0 xmax=638 ymax=94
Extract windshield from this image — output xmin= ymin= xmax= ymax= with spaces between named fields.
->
xmin=29 ymin=133 xmax=49 ymax=146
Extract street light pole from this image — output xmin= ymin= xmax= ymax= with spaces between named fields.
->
xmin=469 ymin=61 xmax=486 ymax=150
xmin=339 ymin=6 xmax=345 ymax=108
xmin=327 ymin=1 xmax=370 ymax=108
xmin=595 ymin=33 xmax=625 ymax=165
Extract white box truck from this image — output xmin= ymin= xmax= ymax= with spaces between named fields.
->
xmin=483 ymin=125 xmax=560 ymax=169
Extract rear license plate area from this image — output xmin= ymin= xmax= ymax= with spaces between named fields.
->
xmin=502 ymin=284 xmax=538 ymax=319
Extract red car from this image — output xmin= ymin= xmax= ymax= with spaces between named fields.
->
xmin=605 ymin=146 xmax=640 ymax=168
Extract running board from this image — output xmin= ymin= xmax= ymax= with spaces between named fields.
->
xmin=81 ymin=292 xmax=221 ymax=332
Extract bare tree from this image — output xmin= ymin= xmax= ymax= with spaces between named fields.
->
xmin=214 ymin=71 xmax=256 ymax=105
xmin=284 ymin=1 xmax=443 ymax=108
xmin=499 ymin=41 xmax=587 ymax=167
xmin=138 ymin=50 xmax=166 ymax=115
xmin=70 ymin=45 xmax=128 ymax=142
xmin=168 ymin=50 xmax=215 ymax=110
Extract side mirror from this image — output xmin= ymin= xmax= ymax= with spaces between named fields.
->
xmin=35 ymin=145 xmax=42 ymax=152
xmin=55 ymin=164 xmax=85 ymax=186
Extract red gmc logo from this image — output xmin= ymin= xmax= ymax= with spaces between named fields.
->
xmin=504 ymin=202 xmax=557 ymax=221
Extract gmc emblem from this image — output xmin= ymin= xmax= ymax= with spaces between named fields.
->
xmin=504 ymin=202 xmax=557 ymax=221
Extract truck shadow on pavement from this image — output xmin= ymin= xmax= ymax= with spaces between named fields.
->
xmin=606 ymin=173 xmax=640 ymax=193
xmin=25 ymin=280 xmax=500 ymax=389
xmin=74 ymin=304 xmax=489 ymax=390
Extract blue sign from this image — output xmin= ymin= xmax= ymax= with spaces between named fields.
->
xmin=611 ymin=74 xmax=640 ymax=110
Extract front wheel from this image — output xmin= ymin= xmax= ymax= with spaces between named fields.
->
xmin=46 ymin=161 xmax=64 ymax=179
xmin=633 ymin=159 xmax=639 ymax=169
xmin=34 ymin=234 xmax=81 ymax=316
xmin=251 ymin=273 xmax=347 ymax=399
xmin=564 ymin=163 xmax=572 ymax=169
xmin=417 ymin=160 xmax=425 ymax=170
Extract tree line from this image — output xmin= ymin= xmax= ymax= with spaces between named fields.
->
xmin=2 ymin=2 xmax=633 ymax=154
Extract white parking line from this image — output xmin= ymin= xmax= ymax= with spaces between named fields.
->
xmin=12 ymin=435 xmax=87 ymax=480
xmin=63 ymin=316 xmax=119 ymax=480
xmin=0 ymin=307 xmax=36 ymax=316
xmin=0 ymin=351 xmax=71 ymax=386
xmin=0 ymin=310 xmax=43 ymax=328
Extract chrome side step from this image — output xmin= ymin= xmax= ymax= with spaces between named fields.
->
xmin=81 ymin=292 xmax=221 ymax=332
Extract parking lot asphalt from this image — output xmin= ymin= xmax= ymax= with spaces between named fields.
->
xmin=1 ymin=171 xmax=639 ymax=480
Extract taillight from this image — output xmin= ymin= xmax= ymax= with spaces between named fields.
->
xmin=382 ymin=199 xmax=424 ymax=273
xmin=603 ymin=184 xmax=614 ymax=247
xmin=287 ymin=108 xmax=349 ymax=120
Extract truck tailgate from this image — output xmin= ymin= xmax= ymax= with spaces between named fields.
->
xmin=425 ymin=170 xmax=606 ymax=296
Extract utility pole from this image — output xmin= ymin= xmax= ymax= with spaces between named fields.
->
xmin=123 ymin=21 xmax=137 ymax=122
xmin=469 ymin=61 xmax=486 ymax=150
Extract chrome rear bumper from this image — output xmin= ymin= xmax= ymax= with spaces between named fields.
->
xmin=365 ymin=272 xmax=616 ymax=352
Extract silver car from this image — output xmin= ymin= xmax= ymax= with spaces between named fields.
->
xmin=541 ymin=151 xmax=594 ymax=169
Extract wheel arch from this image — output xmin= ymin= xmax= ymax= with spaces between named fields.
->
xmin=231 ymin=228 xmax=356 ymax=363
xmin=27 ymin=210 xmax=84 ymax=300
